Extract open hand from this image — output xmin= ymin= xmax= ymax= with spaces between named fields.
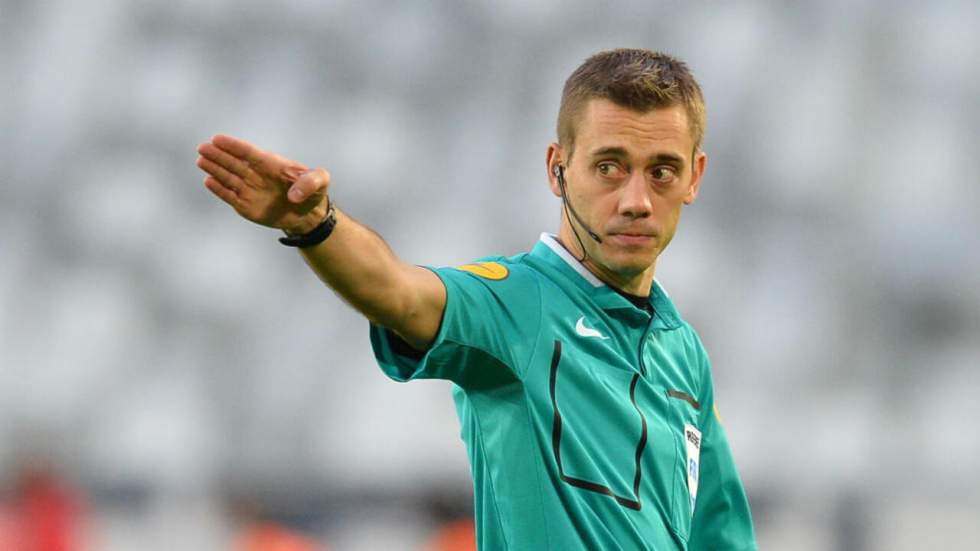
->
xmin=196 ymin=134 xmax=330 ymax=234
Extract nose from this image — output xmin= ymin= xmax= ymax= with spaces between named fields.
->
xmin=617 ymin=171 xmax=652 ymax=219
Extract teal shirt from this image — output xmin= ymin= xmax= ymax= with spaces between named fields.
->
xmin=370 ymin=234 xmax=757 ymax=551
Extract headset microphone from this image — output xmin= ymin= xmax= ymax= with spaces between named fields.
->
xmin=555 ymin=165 xmax=602 ymax=244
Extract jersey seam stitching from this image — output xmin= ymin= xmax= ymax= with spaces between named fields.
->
xmin=519 ymin=266 xmax=555 ymax=549
xmin=468 ymin=393 xmax=512 ymax=550
xmin=448 ymin=261 xmax=533 ymax=382
xmin=518 ymin=260 xmax=545 ymax=379
xmin=693 ymin=329 xmax=709 ymax=427
xmin=694 ymin=331 xmax=704 ymax=406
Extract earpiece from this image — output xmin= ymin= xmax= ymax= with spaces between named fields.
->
xmin=553 ymin=163 xmax=602 ymax=246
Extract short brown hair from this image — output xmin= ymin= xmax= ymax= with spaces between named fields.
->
xmin=557 ymin=49 xmax=706 ymax=158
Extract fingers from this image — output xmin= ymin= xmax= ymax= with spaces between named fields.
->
xmin=212 ymin=134 xmax=262 ymax=163
xmin=203 ymin=176 xmax=239 ymax=206
xmin=196 ymin=155 xmax=243 ymax=192
xmin=280 ymin=164 xmax=306 ymax=184
xmin=288 ymin=168 xmax=330 ymax=203
xmin=208 ymin=135 xmax=308 ymax=183
xmin=198 ymin=135 xmax=324 ymax=213
xmin=197 ymin=142 xmax=249 ymax=178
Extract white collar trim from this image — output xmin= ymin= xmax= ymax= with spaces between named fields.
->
xmin=539 ymin=233 xmax=672 ymax=298
xmin=539 ymin=233 xmax=604 ymax=287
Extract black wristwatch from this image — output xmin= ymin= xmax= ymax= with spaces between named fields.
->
xmin=278 ymin=201 xmax=337 ymax=248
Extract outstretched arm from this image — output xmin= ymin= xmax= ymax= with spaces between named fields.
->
xmin=196 ymin=134 xmax=445 ymax=349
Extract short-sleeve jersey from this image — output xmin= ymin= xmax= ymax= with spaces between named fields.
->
xmin=370 ymin=234 xmax=757 ymax=551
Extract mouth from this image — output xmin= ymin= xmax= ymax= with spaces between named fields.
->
xmin=607 ymin=232 xmax=655 ymax=246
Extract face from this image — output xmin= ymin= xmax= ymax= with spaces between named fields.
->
xmin=547 ymin=99 xmax=706 ymax=293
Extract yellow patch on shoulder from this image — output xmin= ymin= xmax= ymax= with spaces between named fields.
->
xmin=456 ymin=261 xmax=509 ymax=280
xmin=714 ymin=404 xmax=724 ymax=425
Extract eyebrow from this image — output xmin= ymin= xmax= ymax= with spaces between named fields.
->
xmin=588 ymin=146 xmax=686 ymax=166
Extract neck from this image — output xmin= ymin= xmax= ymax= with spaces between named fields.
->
xmin=556 ymin=224 xmax=656 ymax=296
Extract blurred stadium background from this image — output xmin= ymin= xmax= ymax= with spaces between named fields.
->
xmin=2 ymin=0 xmax=979 ymax=549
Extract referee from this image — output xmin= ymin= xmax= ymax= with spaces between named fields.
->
xmin=197 ymin=48 xmax=757 ymax=551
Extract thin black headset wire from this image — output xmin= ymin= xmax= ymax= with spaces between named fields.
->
xmin=556 ymin=165 xmax=591 ymax=263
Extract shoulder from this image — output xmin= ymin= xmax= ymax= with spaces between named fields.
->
xmin=428 ymin=253 xmax=545 ymax=326
xmin=438 ymin=252 xmax=542 ymax=291
xmin=674 ymin=319 xmax=709 ymax=362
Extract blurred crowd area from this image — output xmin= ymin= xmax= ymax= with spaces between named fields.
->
xmin=2 ymin=0 xmax=979 ymax=549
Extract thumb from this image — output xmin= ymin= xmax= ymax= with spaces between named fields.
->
xmin=287 ymin=168 xmax=331 ymax=203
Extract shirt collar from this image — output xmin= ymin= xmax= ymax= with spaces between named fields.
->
xmin=528 ymin=233 xmax=682 ymax=329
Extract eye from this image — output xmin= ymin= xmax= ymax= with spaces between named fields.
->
xmin=597 ymin=162 xmax=624 ymax=178
xmin=651 ymin=166 xmax=677 ymax=183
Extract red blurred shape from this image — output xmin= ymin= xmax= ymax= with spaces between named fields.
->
xmin=421 ymin=518 xmax=476 ymax=551
xmin=234 ymin=521 xmax=327 ymax=551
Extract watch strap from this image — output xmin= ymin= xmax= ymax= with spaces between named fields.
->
xmin=278 ymin=201 xmax=337 ymax=248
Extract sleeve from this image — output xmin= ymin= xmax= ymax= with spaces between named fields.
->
xmin=687 ymin=339 xmax=758 ymax=551
xmin=369 ymin=261 xmax=541 ymax=389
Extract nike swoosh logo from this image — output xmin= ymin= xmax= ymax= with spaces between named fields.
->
xmin=575 ymin=316 xmax=609 ymax=340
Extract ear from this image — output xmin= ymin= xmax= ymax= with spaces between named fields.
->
xmin=683 ymin=150 xmax=707 ymax=205
xmin=546 ymin=143 xmax=563 ymax=198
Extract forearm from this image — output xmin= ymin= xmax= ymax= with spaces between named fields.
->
xmin=297 ymin=208 xmax=444 ymax=348
xmin=195 ymin=135 xmax=444 ymax=346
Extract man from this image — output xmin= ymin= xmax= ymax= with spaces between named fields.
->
xmin=197 ymin=48 xmax=757 ymax=551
